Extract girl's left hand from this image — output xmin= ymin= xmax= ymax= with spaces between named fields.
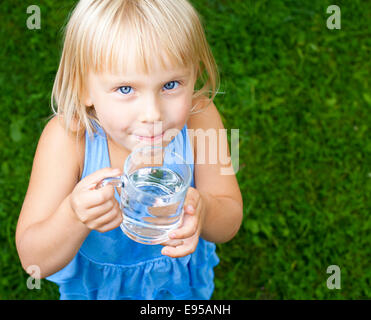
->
xmin=161 ymin=187 xmax=207 ymax=258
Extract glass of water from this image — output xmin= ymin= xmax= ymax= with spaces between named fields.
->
xmin=98 ymin=146 xmax=192 ymax=245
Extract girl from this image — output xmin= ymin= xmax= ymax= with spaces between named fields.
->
xmin=16 ymin=0 xmax=243 ymax=300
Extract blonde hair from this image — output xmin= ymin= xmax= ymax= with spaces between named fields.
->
xmin=51 ymin=0 xmax=219 ymax=135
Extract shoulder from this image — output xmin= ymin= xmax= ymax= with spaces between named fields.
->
xmin=186 ymin=98 xmax=225 ymax=155
xmin=186 ymin=100 xmax=243 ymax=207
xmin=39 ymin=116 xmax=85 ymax=179
xmin=15 ymin=116 xmax=86 ymax=242
xmin=187 ymin=98 xmax=224 ymax=131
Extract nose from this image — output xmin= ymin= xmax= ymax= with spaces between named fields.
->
xmin=138 ymin=94 xmax=162 ymax=123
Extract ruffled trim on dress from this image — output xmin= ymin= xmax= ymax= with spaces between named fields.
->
xmin=48 ymin=239 xmax=219 ymax=300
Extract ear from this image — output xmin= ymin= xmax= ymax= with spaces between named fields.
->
xmin=85 ymin=97 xmax=93 ymax=107
xmin=82 ymin=87 xmax=93 ymax=107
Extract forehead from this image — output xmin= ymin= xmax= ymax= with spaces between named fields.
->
xmin=89 ymin=43 xmax=195 ymax=84
xmin=78 ymin=0 xmax=201 ymax=86
xmin=87 ymin=10 xmax=197 ymax=75
xmin=115 ymin=47 xmax=186 ymax=74
xmin=89 ymin=33 xmax=195 ymax=79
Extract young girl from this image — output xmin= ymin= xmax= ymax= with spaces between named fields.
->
xmin=16 ymin=0 xmax=243 ymax=300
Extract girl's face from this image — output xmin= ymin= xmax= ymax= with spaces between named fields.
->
xmin=84 ymin=58 xmax=196 ymax=152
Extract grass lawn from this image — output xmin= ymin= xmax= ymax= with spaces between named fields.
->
xmin=0 ymin=0 xmax=370 ymax=299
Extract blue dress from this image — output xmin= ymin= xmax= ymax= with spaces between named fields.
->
xmin=46 ymin=122 xmax=219 ymax=300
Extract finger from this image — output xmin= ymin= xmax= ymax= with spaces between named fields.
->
xmin=161 ymin=241 xmax=196 ymax=258
xmin=81 ymin=167 xmax=122 ymax=190
xmin=183 ymin=187 xmax=200 ymax=215
xmin=85 ymin=198 xmax=118 ymax=220
xmin=70 ymin=186 xmax=111 ymax=215
xmin=97 ymin=212 xmax=123 ymax=233
xmin=169 ymin=214 xmax=198 ymax=240
xmin=82 ymin=184 xmax=116 ymax=208
xmin=184 ymin=204 xmax=195 ymax=215
xmin=160 ymin=239 xmax=184 ymax=247
xmin=169 ymin=198 xmax=202 ymax=239
xmin=92 ymin=206 xmax=123 ymax=231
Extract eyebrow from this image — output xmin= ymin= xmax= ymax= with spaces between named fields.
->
xmin=107 ymin=73 xmax=191 ymax=87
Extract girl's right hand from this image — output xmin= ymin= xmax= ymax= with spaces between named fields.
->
xmin=69 ymin=167 xmax=123 ymax=233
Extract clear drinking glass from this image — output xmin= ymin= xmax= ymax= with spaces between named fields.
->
xmin=97 ymin=146 xmax=192 ymax=245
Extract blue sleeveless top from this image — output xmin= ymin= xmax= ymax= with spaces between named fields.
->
xmin=46 ymin=123 xmax=219 ymax=300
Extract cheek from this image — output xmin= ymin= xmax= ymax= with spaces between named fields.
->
xmin=168 ymin=95 xmax=193 ymax=122
xmin=94 ymin=103 xmax=133 ymax=133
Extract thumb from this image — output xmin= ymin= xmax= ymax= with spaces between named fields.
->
xmin=183 ymin=187 xmax=199 ymax=215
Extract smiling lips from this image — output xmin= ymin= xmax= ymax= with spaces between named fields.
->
xmin=134 ymin=132 xmax=164 ymax=142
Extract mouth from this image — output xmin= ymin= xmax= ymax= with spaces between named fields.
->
xmin=133 ymin=132 xmax=164 ymax=142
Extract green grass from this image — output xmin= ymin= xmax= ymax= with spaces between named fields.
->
xmin=0 ymin=0 xmax=370 ymax=299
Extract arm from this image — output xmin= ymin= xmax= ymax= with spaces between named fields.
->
xmin=16 ymin=117 xmax=89 ymax=278
xmin=189 ymin=101 xmax=243 ymax=243
xmin=161 ymin=101 xmax=243 ymax=257
xmin=17 ymin=196 xmax=91 ymax=279
xmin=199 ymin=191 xmax=243 ymax=243
xmin=15 ymin=117 xmax=122 ymax=278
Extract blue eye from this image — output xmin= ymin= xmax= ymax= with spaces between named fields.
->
xmin=163 ymin=81 xmax=179 ymax=91
xmin=118 ymin=86 xmax=133 ymax=95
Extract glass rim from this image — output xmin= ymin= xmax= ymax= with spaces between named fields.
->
xmin=123 ymin=145 xmax=192 ymax=200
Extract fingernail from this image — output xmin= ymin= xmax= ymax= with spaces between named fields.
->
xmin=169 ymin=232 xmax=176 ymax=239
xmin=87 ymin=183 xmax=97 ymax=190
xmin=186 ymin=205 xmax=194 ymax=213
xmin=162 ymin=248 xmax=168 ymax=255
